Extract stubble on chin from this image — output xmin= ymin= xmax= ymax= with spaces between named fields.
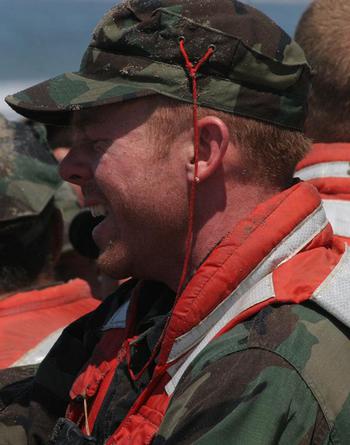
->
xmin=97 ymin=240 xmax=130 ymax=280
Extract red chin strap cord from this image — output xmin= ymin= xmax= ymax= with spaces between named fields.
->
xmin=126 ymin=40 xmax=214 ymax=384
xmin=177 ymin=38 xmax=214 ymax=296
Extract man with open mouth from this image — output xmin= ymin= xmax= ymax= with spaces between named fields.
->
xmin=2 ymin=0 xmax=350 ymax=444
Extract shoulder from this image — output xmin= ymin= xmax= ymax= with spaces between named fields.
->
xmin=186 ymin=302 xmax=350 ymax=444
xmin=190 ymin=302 xmax=350 ymax=387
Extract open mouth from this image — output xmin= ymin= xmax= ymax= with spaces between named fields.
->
xmin=88 ymin=203 xmax=112 ymax=248
xmin=89 ymin=204 xmax=108 ymax=218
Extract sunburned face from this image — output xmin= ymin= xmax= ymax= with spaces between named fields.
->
xmin=59 ymin=99 xmax=189 ymax=286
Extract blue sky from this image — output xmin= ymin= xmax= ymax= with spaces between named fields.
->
xmin=0 ymin=0 xmax=310 ymax=81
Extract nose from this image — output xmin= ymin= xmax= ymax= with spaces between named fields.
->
xmin=59 ymin=146 xmax=92 ymax=186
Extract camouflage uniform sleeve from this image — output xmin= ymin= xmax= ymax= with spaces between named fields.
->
xmin=154 ymin=348 xmax=331 ymax=445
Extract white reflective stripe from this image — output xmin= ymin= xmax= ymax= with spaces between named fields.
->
xmin=166 ymin=352 xmax=192 ymax=378
xmin=296 ymin=162 xmax=350 ymax=181
xmin=165 ymin=273 xmax=275 ymax=395
xmin=168 ymin=205 xmax=328 ymax=362
xmin=11 ymin=328 xmax=64 ymax=367
xmin=312 ymin=245 xmax=350 ymax=328
xmin=102 ymin=299 xmax=130 ymax=331
xmin=322 ymin=200 xmax=350 ymax=238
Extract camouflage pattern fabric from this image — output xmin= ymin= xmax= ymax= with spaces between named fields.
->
xmin=1 ymin=284 xmax=350 ymax=443
xmin=6 ymin=0 xmax=310 ymax=131
xmin=92 ymin=282 xmax=174 ymax=443
xmin=0 ymin=114 xmax=62 ymax=223
xmin=154 ymin=302 xmax=350 ymax=445
xmin=0 ymin=280 xmax=174 ymax=445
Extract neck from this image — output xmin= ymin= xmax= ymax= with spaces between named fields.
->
xmin=165 ymin=182 xmax=281 ymax=292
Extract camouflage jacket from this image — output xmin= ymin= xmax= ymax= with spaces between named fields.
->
xmin=1 ymin=182 xmax=350 ymax=444
xmin=154 ymin=302 xmax=350 ymax=444
xmin=3 ymin=302 xmax=349 ymax=445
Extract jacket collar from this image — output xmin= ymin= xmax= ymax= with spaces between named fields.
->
xmin=159 ymin=182 xmax=331 ymax=364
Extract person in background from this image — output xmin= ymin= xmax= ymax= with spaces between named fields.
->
xmin=2 ymin=0 xmax=350 ymax=444
xmin=0 ymin=114 xmax=99 ymax=369
xmin=295 ymin=0 xmax=350 ymax=244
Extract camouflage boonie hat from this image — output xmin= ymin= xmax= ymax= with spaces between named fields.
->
xmin=0 ymin=114 xmax=62 ymax=223
xmin=5 ymin=0 xmax=311 ymax=130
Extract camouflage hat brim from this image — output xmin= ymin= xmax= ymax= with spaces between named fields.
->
xmin=5 ymin=50 xmax=308 ymax=130
xmin=5 ymin=1 xmax=311 ymax=130
xmin=5 ymin=71 xmax=156 ymax=125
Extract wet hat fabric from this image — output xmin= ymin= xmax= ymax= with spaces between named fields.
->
xmin=5 ymin=0 xmax=311 ymax=130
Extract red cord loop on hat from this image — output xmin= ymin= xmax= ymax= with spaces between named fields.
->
xmin=177 ymin=39 xmax=214 ymax=296
xmin=122 ymin=41 xmax=214 ymax=383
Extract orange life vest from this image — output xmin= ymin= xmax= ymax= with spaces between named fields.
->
xmin=0 ymin=279 xmax=99 ymax=368
xmin=65 ymin=182 xmax=349 ymax=444
xmin=296 ymin=142 xmax=350 ymax=244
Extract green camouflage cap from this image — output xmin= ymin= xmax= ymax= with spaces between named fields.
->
xmin=5 ymin=0 xmax=311 ymax=130
xmin=0 ymin=114 xmax=62 ymax=223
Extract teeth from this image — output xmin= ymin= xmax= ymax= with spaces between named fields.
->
xmin=89 ymin=204 xmax=107 ymax=218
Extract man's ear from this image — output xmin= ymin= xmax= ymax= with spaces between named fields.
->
xmin=186 ymin=116 xmax=229 ymax=183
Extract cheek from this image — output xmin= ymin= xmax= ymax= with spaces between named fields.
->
xmin=136 ymin=175 xmax=188 ymax=229
xmin=95 ymin=151 xmax=188 ymax=225
xmin=94 ymin=153 xmax=128 ymax=193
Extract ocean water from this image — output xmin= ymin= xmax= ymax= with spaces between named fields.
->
xmin=0 ymin=0 xmax=309 ymax=119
